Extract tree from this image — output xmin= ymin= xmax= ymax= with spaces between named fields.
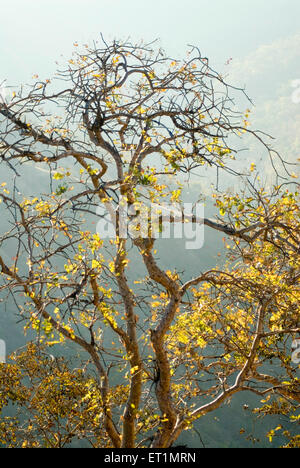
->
xmin=0 ymin=37 xmax=299 ymax=448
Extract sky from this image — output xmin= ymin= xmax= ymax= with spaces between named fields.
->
xmin=0 ymin=0 xmax=299 ymax=180
xmin=1 ymin=0 xmax=300 ymax=83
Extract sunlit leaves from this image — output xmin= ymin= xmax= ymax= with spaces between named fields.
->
xmin=0 ymin=37 xmax=299 ymax=448
xmin=0 ymin=344 xmax=129 ymax=448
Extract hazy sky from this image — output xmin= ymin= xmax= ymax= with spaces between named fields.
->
xmin=0 ymin=0 xmax=299 ymax=182
xmin=1 ymin=0 xmax=300 ymax=84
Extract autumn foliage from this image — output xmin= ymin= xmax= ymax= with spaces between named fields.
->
xmin=0 ymin=37 xmax=299 ymax=448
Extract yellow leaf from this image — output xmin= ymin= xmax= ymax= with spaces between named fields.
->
xmin=53 ymin=172 xmax=64 ymax=180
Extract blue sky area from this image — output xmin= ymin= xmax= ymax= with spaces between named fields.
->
xmin=1 ymin=0 xmax=300 ymax=83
